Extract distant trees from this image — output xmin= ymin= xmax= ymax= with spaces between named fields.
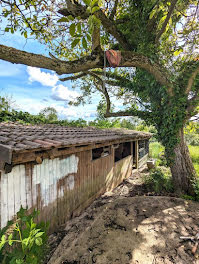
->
xmin=0 ymin=95 xmax=16 ymax=111
xmin=39 ymin=107 xmax=58 ymax=122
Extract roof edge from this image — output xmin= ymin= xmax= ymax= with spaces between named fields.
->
xmin=0 ymin=144 xmax=12 ymax=171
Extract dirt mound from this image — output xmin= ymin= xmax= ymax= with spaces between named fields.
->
xmin=48 ymin=195 xmax=199 ymax=264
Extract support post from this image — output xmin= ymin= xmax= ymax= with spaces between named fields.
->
xmin=135 ymin=140 xmax=139 ymax=169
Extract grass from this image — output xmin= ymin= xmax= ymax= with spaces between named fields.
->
xmin=189 ymin=145 xmax=199 ymax=176
xmin=149 ymin=142 xmax=199 ymax=176
xmin=149 ymin=142 xmax=164 ymax=159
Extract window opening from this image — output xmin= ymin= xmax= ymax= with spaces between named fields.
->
xmin=114 ymin=142 xmax=131 ymax=162
xmin=132 ymin=141 xmax=136 ymax=165
xmin=92 ymin=146 xmax=111 ymax=160
xmin=138 ymin=140 xmax=149 ymax=160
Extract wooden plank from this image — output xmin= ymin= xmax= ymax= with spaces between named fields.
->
xmin=13 ymin=166 xmax=21 ymax=215
xmin=35 ymin=164 xmax=42 ymax=222
xmin=135 ymin=140 xmax=139 ymax=169
xmin=0 ymin=172 xmax=8 ymax=228
xmin=32 ymin=163 xmax=37 ymax=209
xmin=5 ymin=169 xmax=15 ymax=223
xmin=20 ymin=165 xmax=27 ymax=209
xmin=139 ymin=154 xmax=148 ymax=168
xmin=25 ymin=164 xmax=32 ymax=210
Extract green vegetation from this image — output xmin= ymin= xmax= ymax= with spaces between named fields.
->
xmin=149 ymin=142 xmax=164 ymax=159
xmin=39 ymin=107 xmax=58 ymax=122
xmin=149 ymin=141 xmax=199 ymax=200
xmin=0 ymin=96 xmax=154 ymax=130
xmin=144 ymin=167 xmax=173 ymax=193
xmin=0 ymin=207 xmax=48 ymax=264
xmin=150 ymin=142 xmax=199 ymax=176
xmin=1 ymin=0 xmax=199 ymax=193
xmin=189 ymin=146 xmax=199 ymax=176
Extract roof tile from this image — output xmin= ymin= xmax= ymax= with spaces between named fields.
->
xmin=0 ymin=122 xmax=152 ymax=156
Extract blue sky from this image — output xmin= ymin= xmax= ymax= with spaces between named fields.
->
xmin=0 ymin=31 xmax=105 ymax=120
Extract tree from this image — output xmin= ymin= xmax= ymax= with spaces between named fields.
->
xmin=0 ymin=0 xmax=199 ymax=194
xmin=39 ymin=107 xmax=58 ymax=122
xmin=0 ymin=95 xmax=16 ymax=111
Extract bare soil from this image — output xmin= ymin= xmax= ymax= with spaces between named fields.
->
xmin=46 ymin=168 xmax=199 ymax=264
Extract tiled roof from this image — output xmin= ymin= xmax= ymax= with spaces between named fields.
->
xmin=0 ymin=122 xmax=151 ymax=163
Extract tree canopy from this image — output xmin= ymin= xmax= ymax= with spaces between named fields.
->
xmin=0 ymin=0 xmax=199 ymax=194
xmin=39 ymin=107 xmax=58 ymax=122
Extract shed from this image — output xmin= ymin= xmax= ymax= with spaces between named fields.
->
xmin=0 ymin=122 xmax=151 ymax=231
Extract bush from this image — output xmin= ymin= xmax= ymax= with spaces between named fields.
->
xmin=0 ymin=207 xmax=49 ymax=264
xmin=144 ymin=167 xmax=173 ymax=193
xmin=193 ymin=179 xmax=199 ymax=201
xmin=185 ymin=133 xmax=199 ymax=146
xmin=149 ymin=142 xmax=164 ymax=159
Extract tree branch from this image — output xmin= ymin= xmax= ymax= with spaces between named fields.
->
xmin=104 ymin=111 xmax=135 ymax=117
xmin=87 ymin=71 xmax=150 ymax=119
xmin=60 ymin=72 xmax=87 ymax=81
xmin=92 ymin=70 xmax=132 ymax=83
xmin=0 ymin=44 xmax=172 ymax=90
xmin=92 ymin=25 xmax=101 ymax=51
xmin=58 ymin=0 xmax=131 ymax=50
xmin=185 ymin=66 xmax=199 ymax=94
xmin=0 ymin=44 xmax=102 ymax=75
xmin=109 ymin=0 xmax=119 ymax=20
xmin=187 ymin=93 xmax=199 ymax=115
xmin=155 ymin=0 xmax=178 ymax=42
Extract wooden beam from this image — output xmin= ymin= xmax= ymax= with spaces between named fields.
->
xmin=135 ymin=140 xmax=139 ymax=169
xmin=11 ymin=137 xmax=150 ymax=166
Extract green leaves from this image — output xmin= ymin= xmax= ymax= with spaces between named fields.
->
xmin=35 ymin=237 xmax=43 ymax=246
xmin=83 ymin=0 xmax=91 ymax=6
xmin=69 ymin=23 xmax=76 ymax=37
xmin=83 ymin=0 xmax=100 ymax=14
xmin=16 ymin=259 xmax=24 ymax=264
xmin=71 ymin=38 xmax=80 ymax=48
xmin=173 ymin=49 xmax=183 ymax=56
xmin=82 ymin=37 xmax=87 ymax=49
xmin=0 ymin=207 xmax=48 ymax=264
xmin=0 ymin=235 xmax=6 ymax=250
xmin=57 ymin=17 xmax=69 ymax=23
xmin=91 ymin=6 xmax=100 ymax=13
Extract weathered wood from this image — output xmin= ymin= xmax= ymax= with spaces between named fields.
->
xmin=139 ymin=154 xmax=149 ymax=169
xmin=135 ymin=140 xmax=139 ymax=169
xmin=11 ymin=137 xmax=150 ymax=166
xmin=35 ymin=156 xmax=43 ymax=164
xmin=0 ymin=139 xmax=149 ymax=231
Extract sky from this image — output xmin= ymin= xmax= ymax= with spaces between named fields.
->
xmin=0 ymin=31 xmax=105 ymax=120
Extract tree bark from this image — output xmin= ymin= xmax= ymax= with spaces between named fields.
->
xmin=168 ymin=128 xmax=196 ymax=195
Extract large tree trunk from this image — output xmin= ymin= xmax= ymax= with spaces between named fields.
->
xmin=167 ymin=128 xmax=196 ymax=195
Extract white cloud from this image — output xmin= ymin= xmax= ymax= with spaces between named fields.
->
xmin=17 ymin=98 xmax=48 ymax=113
xmin=15 ymin=96 xmax=96 ymax=120
xmin=51 ymin=85 xmax=80 ymax=101
xmin=27 ymin=66 xmax=59 ymax=86
xmin=0 ymin=60 xmax=23 ymax=77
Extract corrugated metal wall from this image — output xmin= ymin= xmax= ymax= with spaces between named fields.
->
xmin=0 ymin=148 xmax=133 ymax=231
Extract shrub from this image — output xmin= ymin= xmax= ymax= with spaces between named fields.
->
xmin=144 ymin=167 xmax=173 ymax=193
xmin=149 ymin=142 xmax=164 ymax=159
xmin=185 ymin=133 xmax=199 ymax=146
xmin=0 ymin=207 xmax=49 ymax=264
xmin=193 ymin=179 xmax=199 ymax=202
